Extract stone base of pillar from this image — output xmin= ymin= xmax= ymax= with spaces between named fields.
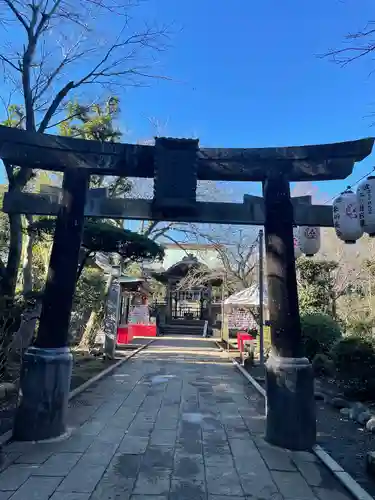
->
xmin=13 ymin=346 xmax=73 ymax=441
xmin=265 ymin=353 xmax=316 ymax=451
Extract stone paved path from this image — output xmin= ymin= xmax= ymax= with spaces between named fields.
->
xmin=0 ymin=337 xmax=353 ymax=499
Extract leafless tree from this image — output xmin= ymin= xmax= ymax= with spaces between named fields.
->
xmin=175 ymin=225 xmax=259 ymax=293
xmin=0 ymin=0 xmax=171 ymax=296
xmin=317 ymin=228 xmax=372 ymax=317
xmin=322 ymin=20 xmax=375 ymax=67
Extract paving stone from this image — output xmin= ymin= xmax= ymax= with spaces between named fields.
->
xmin=246 ymin=495 xmax=283 ymax=500
xmin=234 ymin=453 xmax=269 ymax=476
xmin=204 ymin=451 xmax=234 ymax=468
xmin=177 ymin=438 xmax=202 ymax=455
xmin=149 ymin=429 xmax=176 ymax=446
xmin=226 ymin=427 xmax=252 ymax=439
xmin=0 ymin=453 xmax=21 ymax=473
xmin=78 ymin=419 xmax=107 ymax=436
xmin=133 ymin=468 xmax=171 ymax=495
xmin=90 ymin=473 xmax=134 ymax=500
xmin=295 ymin=460 xmax=339 ymax=488
xmin=55 ymin=435 xmax=94 ymax=453
xmin=107 ymin=453 xmax=142 ymax=480
xmin=203 ymin=440 xmax=231 ymax=455
xmin=50 ymin=493 xmax=91 ymax=500
xmin=239 ymin=468 xmax=279 ymax=498
xmin=271 ymin=470 xmax=317 ymax=499
xmin=32 ymin=453 xmax=82 ymax=476
xmin=153 ymin=419 xmax=179 ymax=430
xmin=0 ymin=494 xmax=12 ymax=500
xmin=8 ymin=476 xmax=62 ymax=500
xmin=56 ymin=464 xmax=106 ymax=493
xmin=14 ymin=448 xmax=53 ymax=465
xmin=118 ymin=436 xmax=149 ymax=454
xmin=206 ymin=466 xmax=243 ymax=496
xmin=290 ymin=450 xmax=318 ymax=464
xmin=229 ymin=438 xmax=258 ymax=458
xmin=82 ymin=441 xmax=119 ymax=466
xmin=173 ymin=454 xmax=204 ymax=481
xmin=208 ymin=496 xmax=245 ymax=500
xmin=126 ymin=426 xmax=153 ymax=437
xmin=258 ymin=445 xmax=297 ymax=472
xmin=243 ymin=416 xmax=266 ymax=434
xmin=169 ymin=479 xmax=206 ymax=500
xmin=96 ymin=426 xmax=127 ymax=443
xmin=313 ymin=486 xmax=353 ymax=500
xmin=106 ymin=414 xmax=134 ymax=429
xmin=136 ymin=414 xmax=157 ymax=424
xmin=130 ymin=496 xmax=168 ymax=500
xmin=142 ymin=446 xmax=174 ymax=469
xmin=202 ymin=429 xmax=227 ymax=441
xmin=0 ymin=464 xmax=37 ymax=491
xmin=179 ymin=420 xmax=202 ymax=435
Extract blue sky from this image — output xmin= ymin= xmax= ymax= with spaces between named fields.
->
xmin=1 ymin=0 xmax=374 ymax=203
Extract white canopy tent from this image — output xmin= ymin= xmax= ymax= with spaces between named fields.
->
xmin=221 ymin=284 xmax=269 ymax=356
xmin=224 ymin=285 xmax=268 ymax=308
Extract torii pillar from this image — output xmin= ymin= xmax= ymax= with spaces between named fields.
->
xmin=262 ymin=173 xmax=314 ymax=449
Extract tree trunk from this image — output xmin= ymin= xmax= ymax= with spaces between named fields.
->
xmin=10 ymin=302 xmax=42 ymax=354
xmin=3 ymin=213 xmax=23 ymax=297
xmin=331 ymin=295 xmax=337 ymax=319
xmin=78 ymin=310 xmax=98 ymax=350
xmin=78 ymin=273 xmax=112 ymax=350
xmin=22 ymin=215 xmax=34 ymax=294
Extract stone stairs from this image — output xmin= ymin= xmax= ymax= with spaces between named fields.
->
xmin=161 ymin=319 xmax=206 ymax=336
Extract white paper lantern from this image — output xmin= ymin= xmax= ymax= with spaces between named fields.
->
xmin=299 ymin=226 xmax=320 ymax=257
xmin=357 ymin=176 xmax=375 ymax=236
xmin=293 ymin=226 xmax=302 ymax=259
xmin=333 ymin=188 xmax=363 ymax=244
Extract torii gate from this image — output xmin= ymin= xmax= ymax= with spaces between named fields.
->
xmin=0 ymin=125 xmax=373 ymax=450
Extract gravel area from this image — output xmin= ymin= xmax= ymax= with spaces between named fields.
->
xmin=247 ymin=362 xmax=375 ymax=498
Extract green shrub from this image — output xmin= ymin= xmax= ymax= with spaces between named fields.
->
xmin=345 ymin=316 xmax=374 ymax=337
xmin=0 ymin=296 xmax=26 ymax=380
xmin=312 ymin=353 xmax=335 ymax=377
xmin=300 ymin=312 xmax=342 ymax=361
xmin=330 ymin=335 xmax=375 ymax=400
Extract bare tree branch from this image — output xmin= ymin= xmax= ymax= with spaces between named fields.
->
xmin=3 ymin=0 xmax=29 ymax=31
xmin=1 ymin=0 xmax=172 ymax=135
xmin=38 ymin=81 xmax=75 ymax=132
xmin=0 ymin=53 xmax=21 ymax=72
xmin=321 ymin=21 xmax=375 ymax=67
xmin=176 ymin=225 xmax=259 ymax=291
xmin=0 ymin=0 xmax=173 ymax=296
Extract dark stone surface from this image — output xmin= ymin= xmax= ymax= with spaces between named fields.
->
xmin=263 ymin=175 xmax=303 ymax=359
xmin=1 ymin=124 xmax=373 ymax=181
xmin=265 ymin=354 xmax=316 ymax=451
xmin=35 ymin=168 xmax=89 ymax=349
xmin=12 ymin=346 xmax=73 ymax=441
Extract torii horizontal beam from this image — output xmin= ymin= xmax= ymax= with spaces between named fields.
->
xmin=2 ymin=191 xmax=334 ymax=226
xmin=0 ymin=125 xmax=373 ymax=181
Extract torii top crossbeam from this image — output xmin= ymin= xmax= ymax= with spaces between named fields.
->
xmin=0 ymin=125 xmax=373 ymax=182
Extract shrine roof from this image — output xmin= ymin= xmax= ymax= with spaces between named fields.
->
xmin=151 ymin=254 xmax=223 ymax=286
xmin=118 ymin=276 xmax=152 ymax=294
